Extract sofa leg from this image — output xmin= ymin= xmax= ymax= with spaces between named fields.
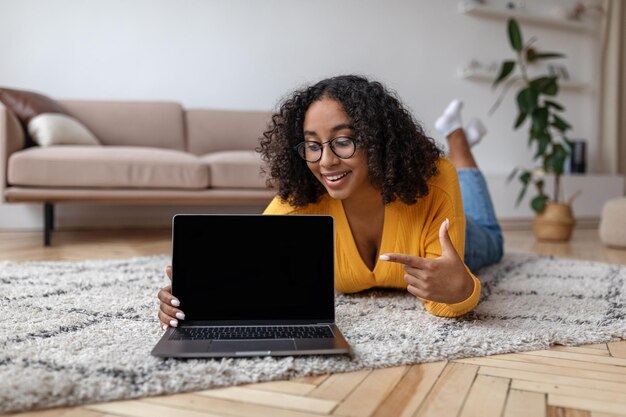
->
xmin=44 ymin=203 xmax=54 ymax=246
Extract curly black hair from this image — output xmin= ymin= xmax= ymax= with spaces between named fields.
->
xmin=257 ymin=74 xmax=443 ymax=206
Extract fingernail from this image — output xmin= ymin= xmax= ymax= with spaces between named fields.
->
xmin=171 ymin=299 xmax=180 ymax=307
xmin=379 ymin=254 xmax=390 ymax=261
xmin=445 ymin=218 xmax=450 ymax=230
xmin=162 ymin=324 xmax=168 ymax=330
xmin=176 ymin=312 xmax=186 ymax=320
xmin=169 ymin=319 xmax=178 ymax=327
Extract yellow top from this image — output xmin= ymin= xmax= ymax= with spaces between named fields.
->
xmin=263 ymin=158 xmax=481 ymax=317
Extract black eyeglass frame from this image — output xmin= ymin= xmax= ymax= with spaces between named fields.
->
xmin=293 ymin=136 xmax=358 ymax=163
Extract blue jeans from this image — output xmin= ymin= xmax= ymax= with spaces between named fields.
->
xmin=458 ymin=168 xmax=504 ymax=272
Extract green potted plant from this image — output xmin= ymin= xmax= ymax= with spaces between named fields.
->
xmin=491 ymin=18 xmax=577 ymax=241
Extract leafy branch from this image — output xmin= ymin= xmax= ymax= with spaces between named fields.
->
xmin=492 ymin=18 xmax=573 ymax=213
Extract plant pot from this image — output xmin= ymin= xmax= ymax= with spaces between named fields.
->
xmin=532 ymin=202 xmax=576 ymax=242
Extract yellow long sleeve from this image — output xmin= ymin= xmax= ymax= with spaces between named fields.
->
xmin=263 ymin=158 xmax=481 ymax=317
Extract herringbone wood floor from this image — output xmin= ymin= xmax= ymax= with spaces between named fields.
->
xmin=1 ymin=228 xmax=625 ymax=417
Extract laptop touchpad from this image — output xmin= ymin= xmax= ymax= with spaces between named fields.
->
xmin=208 ymin=340 xmax=297 ymax=353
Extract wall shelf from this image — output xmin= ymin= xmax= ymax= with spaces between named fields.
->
xmin=458 ymin=2 xmax=597 ymax=33
xmin=457 ymin=65 xmax=588 ymax=92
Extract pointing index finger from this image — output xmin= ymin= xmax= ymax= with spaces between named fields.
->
xmin=379 ymin=253 xmax=427 ymax=268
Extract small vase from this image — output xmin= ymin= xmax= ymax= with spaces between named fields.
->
xmin=532 ymin=202 xmax=576 ymax=242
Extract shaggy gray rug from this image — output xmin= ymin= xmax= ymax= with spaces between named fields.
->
xmin=1 ymin=252 xmax=624 ymax=413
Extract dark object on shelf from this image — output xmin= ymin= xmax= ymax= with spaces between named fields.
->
xmin=506 ymin=0 xmax=525 ymax=10
xmin=570 ymin=140 xmax=586 ymax=173
xmin=548 ymin=64 xmax=570 ymax=81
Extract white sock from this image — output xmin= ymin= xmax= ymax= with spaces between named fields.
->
xmin=434 ymin=99 xmax=463 ymax=137
xmin=465 ymin=118 xmax=487 ymax=147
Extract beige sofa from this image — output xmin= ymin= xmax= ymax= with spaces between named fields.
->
xmin=0 ymin=100 xmax=277 ymax=245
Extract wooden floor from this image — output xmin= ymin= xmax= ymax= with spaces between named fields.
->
xmin=2 ymin=227 xmax=626 ymax=417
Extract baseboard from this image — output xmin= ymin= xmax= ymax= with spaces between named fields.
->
xmin=500 ymin=217 xmax=600 ymax=231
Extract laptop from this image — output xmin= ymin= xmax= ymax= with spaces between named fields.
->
xmin=151 ymin=214 xmax=351 ymax=358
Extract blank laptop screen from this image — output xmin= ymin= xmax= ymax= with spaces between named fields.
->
xmin=171 ymin=214 xmax=335 ymax=323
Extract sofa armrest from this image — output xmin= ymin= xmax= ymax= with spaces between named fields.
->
xmin=0 ymin=103 xmax=25 ymax=202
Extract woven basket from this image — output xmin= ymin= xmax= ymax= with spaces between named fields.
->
xmin=532 ymin=202 xmax=576 ymax=242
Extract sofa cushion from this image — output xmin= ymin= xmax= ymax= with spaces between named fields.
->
xmin=186 ymin=109 xmax=272 ymax=155
xmin=0 ymin=87 xmax=69 ymax=147
xmin=8 ymin=146 xmax=209 ymax=189
xmin=59 ymin=100 xmax=186 ymax=151
xmin=28 ymin=113 xmax=101 ymax=147
xmin=201 ymin=150 xmax=267 ymax=188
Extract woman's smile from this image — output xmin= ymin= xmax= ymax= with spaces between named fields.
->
xmin=322 ymin=170 xmax=351 ymax=187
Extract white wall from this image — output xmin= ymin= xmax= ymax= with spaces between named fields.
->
xmin=0 ymin=0 xmax=607 ymax=229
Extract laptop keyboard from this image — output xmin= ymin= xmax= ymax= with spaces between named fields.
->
xmin=170 ymin=325 xmax=334 ymax=340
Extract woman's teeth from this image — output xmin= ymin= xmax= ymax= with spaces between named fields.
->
xmin=327 ymin=172 xmax=349 ymax=182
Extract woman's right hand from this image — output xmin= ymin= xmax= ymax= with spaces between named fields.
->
xmin=158 ymin=265 xmax=185 ymax=330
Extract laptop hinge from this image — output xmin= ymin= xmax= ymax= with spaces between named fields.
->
xmin=179 ymin=320 xmax=334 ymax=327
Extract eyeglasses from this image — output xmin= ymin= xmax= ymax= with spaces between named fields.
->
xmin=294 ymin=136 xmax=357 ymax=163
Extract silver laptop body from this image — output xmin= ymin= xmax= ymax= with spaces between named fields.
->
xmin=151 ymin=214 xmax=351 ymax=358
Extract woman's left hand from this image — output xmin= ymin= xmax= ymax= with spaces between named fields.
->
xmin=380 ymin=219 xmax=474 ymax=304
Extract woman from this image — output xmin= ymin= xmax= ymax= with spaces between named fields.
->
xmin=157 ymin=75 xmax=503 ymax=329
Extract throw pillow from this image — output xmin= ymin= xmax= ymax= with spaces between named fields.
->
xmin=0 ymin=87 xmax=67 ymax=124
xmin=0 ymin=87 xmax=69 ymax=147
xmin=27 ymin=113 xmax=100 ymax=147
xmin=0 ymin=88 xmax=66 ymax=148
